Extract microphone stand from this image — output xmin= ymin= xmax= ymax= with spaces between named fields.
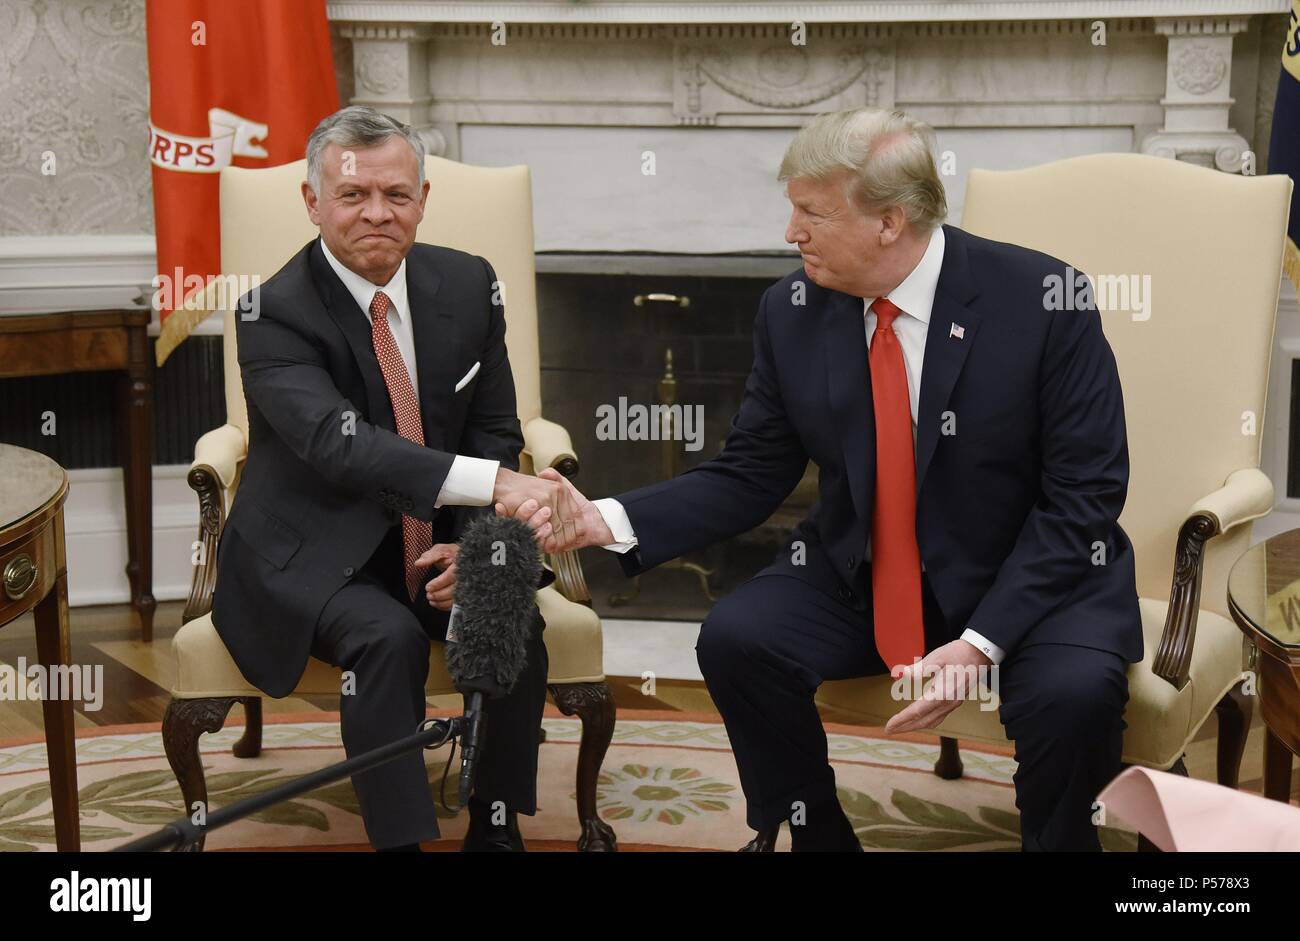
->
xmin=458 ymin=690 xmax=486 ymax=801
xmin=116 ymin=716 xmax=462 ymax=852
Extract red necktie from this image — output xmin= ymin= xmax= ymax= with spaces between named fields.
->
xmin=868 ymin=297 xmax=925 ymax=671
xmin=369 ymin=290 xmax=433 ymax=602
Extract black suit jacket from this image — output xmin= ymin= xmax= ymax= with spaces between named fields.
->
xmin=615 ymin=224 xmax=1144 ymax=662
xmin=212 ymin=238 xmax=534 ymax=697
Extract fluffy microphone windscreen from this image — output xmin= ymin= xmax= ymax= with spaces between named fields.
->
xmin=446 ymin=514 xmax=542 ymax=693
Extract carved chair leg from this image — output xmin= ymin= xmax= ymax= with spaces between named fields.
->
xmin=162 ymin=697 xmax=238 ymax=852
xmin=232 ymin=697 xmax=263 ymax=758
xmin=549 ymin=682 xmax=618 ymax=852
xmin=1214 ymin=680 xmax=1252 ymax=789
xmin=935 ymin=736 xmax=964 ymax=779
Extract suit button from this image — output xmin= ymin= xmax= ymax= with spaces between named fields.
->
xmin=847 ymin=555 xmax=856 ymax=569
xmin=343 ymin=566 xmax=355 ymax=577
xmin=838 ymin=584 xmax=853 ymax=603
xmin=402 ymin=498 xmax=414 ymax=511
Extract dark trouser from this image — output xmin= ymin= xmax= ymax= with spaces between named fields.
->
xmin=695 ymin=569 xmax=1128 ymax=851
xmin=311 ymin=522 xmax=548 ymax=850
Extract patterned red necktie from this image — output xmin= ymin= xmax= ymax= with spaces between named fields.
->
xmin=868 ymin=297 xmax=926 ymax=671
xmin=369 ymin=290 xmax=433 ymax=602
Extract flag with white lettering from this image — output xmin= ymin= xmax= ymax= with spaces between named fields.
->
xmin=146 ymin=0 xmax=338 ymax=365
xmin=1270 ymin=1 xmax=1300 ymax=296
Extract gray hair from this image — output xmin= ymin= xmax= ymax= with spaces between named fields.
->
xmin=778 ymin=108 xmax=948 ymax=231
xmin=305 ymin=105 xmax=426 ymax=194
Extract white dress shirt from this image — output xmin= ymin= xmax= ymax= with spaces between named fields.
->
xmin=319 ymin=237 xmax=498 ymax=509
xmin=592 ymin=226 xmax=1005 ymax=664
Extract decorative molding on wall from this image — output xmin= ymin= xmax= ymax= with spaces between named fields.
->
xmin=427 ymin=19 xmax=1158 ymax=38
xmin=326 ymin=1 xmax=1288 ymax=25
xmin=1140 ymin=14 xmax=1252 ymax=168
xmin=0 ymin=235 xmax=222 ymax=335
xmin=336 ymin=21 xmax=444 ymax=154
xmin=672 ymin=38 xmax=895 ymax=124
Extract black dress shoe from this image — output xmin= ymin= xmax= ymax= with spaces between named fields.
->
xmin=462 ymin=799 xmax=526 ymax=852
xmin=738 ymin=827 xmax=779 ymax=852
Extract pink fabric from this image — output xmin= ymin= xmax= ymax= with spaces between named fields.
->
xmin=1097 ymin=766 xmax=1300 ymax=851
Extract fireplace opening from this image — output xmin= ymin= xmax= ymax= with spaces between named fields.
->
xmin=538 ymin=258 xmax=821 ymax=621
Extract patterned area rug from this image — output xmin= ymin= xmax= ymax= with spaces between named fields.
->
xmin=0 ymin=709 xmax=1137 ymax=851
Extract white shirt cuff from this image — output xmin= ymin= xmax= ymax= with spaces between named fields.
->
xmin=961 ymin=629 xmax=1005 ymax=665
xmin=434 ymin=456 xmax=500 ymax=508
xmin=593 ymin=498 xmax=638 ymax=553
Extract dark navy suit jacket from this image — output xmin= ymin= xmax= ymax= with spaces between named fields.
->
xmin=614 ymin=224 xmax=1144 ymax=663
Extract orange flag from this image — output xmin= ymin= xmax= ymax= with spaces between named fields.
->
xmin=146 ymin=0 xmax=339 ymax=365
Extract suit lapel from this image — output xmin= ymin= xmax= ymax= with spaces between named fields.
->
xmin=309 ymin=240 xmax=397 ymax=435
xmin=406 ymin=246 xmax=454 ymax=451
xmin=309 ymin=240 xmax=456 ymax=448
xmin=915 ymin=225 xmax=982 ymax=493
xmin=823 ymin=288 xmax=874 ymax=525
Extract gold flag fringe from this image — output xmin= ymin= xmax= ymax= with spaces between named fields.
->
xmin=153 ymin=277 xmax=227 ymax=367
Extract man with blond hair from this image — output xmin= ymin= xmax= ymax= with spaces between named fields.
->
xmin=517 ymin=108 xmax=1143 ymax=851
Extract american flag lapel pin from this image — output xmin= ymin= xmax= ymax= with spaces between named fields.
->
xmin=949 ymin=322 xmax=965 ymax=340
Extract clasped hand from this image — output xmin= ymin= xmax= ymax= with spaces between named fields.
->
xmin=492 ymin=466 xmax=612 ymax=552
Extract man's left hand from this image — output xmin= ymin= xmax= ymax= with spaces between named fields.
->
xmin=417 ymin=543 xmax=459 ymax=611
xmin=885 ymin=639 xmax=993 ymax=734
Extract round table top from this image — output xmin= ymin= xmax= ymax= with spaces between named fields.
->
xmin=1227 ymin=529 xmax=1300 ymax=649
xmin=0 ymin=444 xmax=67 ymax=531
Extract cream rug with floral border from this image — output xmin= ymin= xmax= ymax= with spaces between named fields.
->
xmin=0 ymin=708 xmax=1137 ymax=852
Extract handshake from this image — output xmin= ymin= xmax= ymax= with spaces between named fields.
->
xmin=492 ymin=466 xmax=612 ymax=553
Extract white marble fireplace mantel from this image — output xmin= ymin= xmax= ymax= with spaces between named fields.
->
xmin=326 ymin=0 xmax=1288 ymax=254
xmin=324 ymin=0 xmax=1300 ymax=525
xmin=327 ymin=1 xmax=1283 ymax=24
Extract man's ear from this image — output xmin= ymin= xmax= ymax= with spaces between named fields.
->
xmin=416 ymin=178 xmax=430 ymax=220
xmin=302 ymin=181 xmax=321 ymax=225
xmin=878 ymin=205 xmax=907 ymax=246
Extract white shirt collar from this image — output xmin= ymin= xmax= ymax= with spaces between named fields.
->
xmin=863 ymin=225 xmax=945 ymax=324
xmin=318 ymin=236 xmax=409 ymax=324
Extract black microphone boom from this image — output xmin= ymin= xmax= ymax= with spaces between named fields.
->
xmin=447 ymin=513 xmax=542 ymax=800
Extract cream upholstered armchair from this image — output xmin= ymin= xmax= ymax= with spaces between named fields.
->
xmin=815 ymin=153 xmax=1292 ymax=833
xmin=166 ymin=156 xmax=617 ymax=852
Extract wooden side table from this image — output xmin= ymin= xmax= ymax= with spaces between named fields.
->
xmin=0 ymin=310 xmax=155 ymax=641
xmin=1226 ymin=529 xmax=1300 ymax=803
xmin=0 ymin=444 xmax=80 ymax=850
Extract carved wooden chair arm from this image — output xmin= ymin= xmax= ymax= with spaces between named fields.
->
xmin=1152 ymin=468 xmax=1274 ymax=689
xmin=523 ymin=416 xmax=591 ymax=604
xmin=182 ymin=425 xmax=247 ymax=623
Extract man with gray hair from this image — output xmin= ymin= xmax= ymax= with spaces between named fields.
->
xmin=517 ymin=107 xmax=1143 ymax=851
xmin=213 ymin=105 xmax=568 ymax=851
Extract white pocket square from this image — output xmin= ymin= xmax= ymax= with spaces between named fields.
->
xmin=454 ymin=361 xmax=481 ymax=392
